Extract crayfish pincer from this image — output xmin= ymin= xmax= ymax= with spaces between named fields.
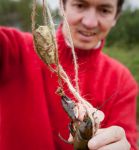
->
xmin=61 ymin=95 xmax=98 ymax=150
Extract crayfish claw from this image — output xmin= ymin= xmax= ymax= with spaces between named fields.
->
xmin=61 ymin=95 xmax=77 ymax=120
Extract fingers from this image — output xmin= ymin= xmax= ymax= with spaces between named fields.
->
xmin=88 ymin=126 xmax=126 ymax=150
xmin=76 ymin=102 xmax=105 ymax=122
xmin=97 ymin=138 xmax=130 ymax=150
xmin=93 ymin=109 xmax=105 ymax=122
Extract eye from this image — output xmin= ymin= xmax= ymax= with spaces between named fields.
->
xmin=99 ymin=8 xmax=112 ymax=15
xmin=103 ymin=9 xmax=110 ymax=13
xmin=73 ymin=3 xmax=86 ymax=10
xmin=76 ymin=3 xmax=84 ymax=9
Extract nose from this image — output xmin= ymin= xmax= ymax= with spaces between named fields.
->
xmin=81 ymin=8 xmax=98 ymax=29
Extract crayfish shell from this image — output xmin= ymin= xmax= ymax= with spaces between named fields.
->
xmin=33 ymin=25 xmax=56 ymax=64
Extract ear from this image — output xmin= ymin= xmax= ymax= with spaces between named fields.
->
xmin=58 ymin=8 xmax=63 ymax=17
xmin=112 ymin=12 xmax=121 ymax=27
xmin=59 ymin=0 xmax=66 ymax=16
xmin=111 ymin=19 xmax=117 ymax=27
xmin=58 ymin=0 xmax=62 ymax=16
xmin=59 ymin=0 xmax=66 ymax=10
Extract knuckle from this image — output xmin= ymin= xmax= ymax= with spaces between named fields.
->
xmin=110 ymin=126 xmax=126 ymax=141
xmin=118 ymin=126 xmax=125 ymax=135
xmin=112 ymin=126 xmax=125 ymax=136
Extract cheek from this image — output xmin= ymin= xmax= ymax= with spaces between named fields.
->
xmin=66 ymin=11 xmax=81 ymax=26
xmin=99 ymin=15 xmax=116 ymax=29
xmin=99 ymin=20 xmax=114 ymax=33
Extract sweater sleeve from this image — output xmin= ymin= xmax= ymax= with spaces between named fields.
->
xmin=104 ymin=67 xmax=138 ymax=150
xmin=0 ymin=27 xmax=33 ymax=82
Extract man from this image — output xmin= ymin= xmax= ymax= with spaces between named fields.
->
xmin=60 ymin=0 xmax=137 ymax=149
xmin=0 ymin=0 xmax=138 ymax=150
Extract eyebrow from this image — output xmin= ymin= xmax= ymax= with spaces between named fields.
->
xmin=73 ymin=0 xmax=114 ymax=7
xmin=73 ymin=0 xmax=87 ymax=3
xmin=100 ymin=4 xmax=114 ymax=9
xmin=73 ymin=0 xmax=115 ymax=10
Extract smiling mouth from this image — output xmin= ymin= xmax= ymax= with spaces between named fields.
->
xmin=79 ymin=30 xmax=97 ymax=37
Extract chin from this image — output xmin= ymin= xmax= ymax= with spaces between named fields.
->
xmin=74 ymin=41 xmax=98 ymax=50
xmin=75 ymin=45 xmax=95 ymax=50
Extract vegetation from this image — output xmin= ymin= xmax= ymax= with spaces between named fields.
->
xmin=106 ymin=9 xmax=139 ymax=47
xmin=0 ymin=0 xmax=59 ymax=31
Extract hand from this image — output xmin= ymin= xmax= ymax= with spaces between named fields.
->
xmin=88 ymin=126 xmax=130 ymax=150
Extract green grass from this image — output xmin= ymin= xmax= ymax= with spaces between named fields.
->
xmin=104 ymin=45 xmax=139 ymax=122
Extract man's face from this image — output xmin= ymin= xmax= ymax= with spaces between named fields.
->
xmin=62 ymin=0 xmax=118 ymax=50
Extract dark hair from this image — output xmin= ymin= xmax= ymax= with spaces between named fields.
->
xmin=117 ymin=0 xmax=125 ymax=14
xmin=62 ymin=0 xmax=125 ymax=15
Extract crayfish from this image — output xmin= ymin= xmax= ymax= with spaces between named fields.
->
xmin=60 ymin=95 xmax=99 ymax=150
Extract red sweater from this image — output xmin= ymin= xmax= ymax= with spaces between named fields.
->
xmin=0 ymin=26 xmax=138 ymax=150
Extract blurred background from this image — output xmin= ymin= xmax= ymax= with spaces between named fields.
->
xmin=0 ymin=0 xmax=139 ymax=140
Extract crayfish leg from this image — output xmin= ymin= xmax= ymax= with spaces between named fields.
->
xmin=58 ymin=133 xmax=72 ymax=144
xmin=69 ymin=121 xmax=76 ymax=137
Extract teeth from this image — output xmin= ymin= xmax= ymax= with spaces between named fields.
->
xmin=81 ymin=31 xmax=96 ymax=36
xmin=82 ymin=32 xmax=92 ymax=36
